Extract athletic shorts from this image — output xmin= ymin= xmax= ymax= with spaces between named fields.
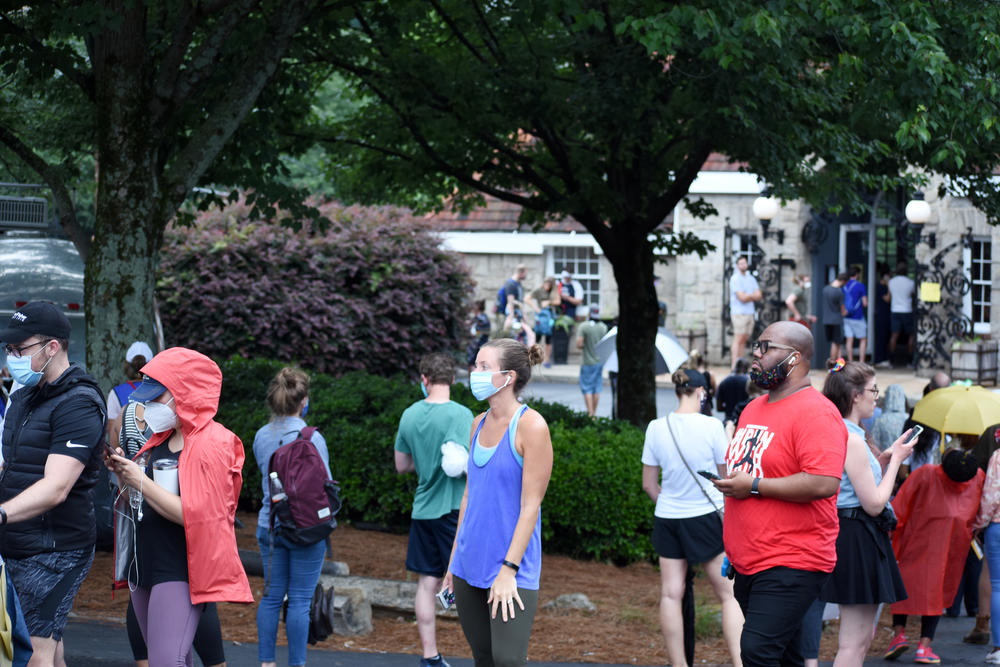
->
xmin=731 ymin=313 xmax=755 ymax=336
xmin=534 ymin=333 xmax=552 ymax=344
xmin=891 ymin=312 xmax=915 ymax=334
xmin=652 ymin=512 xmax=724 ymax=564
xmin=406 ymin=510 xmax=459 ymax=577
xmin=843 ymin=317 xmax=867 ymax=339
xmin=7 ymin=547 xmax=94 ymax=640
xmin=824 ymin=323 xmax=844 ymax=344
xmin=579 ymin=364 xmax=603 ymax=394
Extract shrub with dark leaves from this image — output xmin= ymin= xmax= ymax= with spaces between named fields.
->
xmin=157 ymin=200 xmax=472 ymax=375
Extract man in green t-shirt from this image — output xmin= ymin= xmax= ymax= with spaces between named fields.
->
xmin=576 ymin=305 xmax=609 ymax=417
xmin=394 ymin=353 xmax=473 ymax=667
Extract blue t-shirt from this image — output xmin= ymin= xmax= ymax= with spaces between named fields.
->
xmin=729 ymin=272 xmax=760 ymax=315
xmin=842 ymin=279 xmax=866 ymax=320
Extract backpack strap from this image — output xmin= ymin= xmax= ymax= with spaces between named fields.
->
xmin=299 ymin=426 xmax=318 ymax=441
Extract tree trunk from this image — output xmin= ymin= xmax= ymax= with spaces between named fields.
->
xmin=609 ymin=239 xmax=660 ymax=427
xmin=85 ymin=3 xmax=160 ymax=393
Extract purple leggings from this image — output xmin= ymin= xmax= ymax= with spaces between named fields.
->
xmin=131 ymin=581 xmax=204 ymax=667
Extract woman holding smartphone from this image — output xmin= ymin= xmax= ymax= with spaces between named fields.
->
xmin=641 ymin=368 xmax=742 ymax=667
xmin=442 ymin=339 xmax=552 ymax=667
xmin=108 ymin=347 xmax=252 ymax=666
xmin=815 ymin=359 xmax=915 ymax=666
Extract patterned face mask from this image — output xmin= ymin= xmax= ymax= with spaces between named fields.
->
xmin=749 ymin=352 xmax=795 ymax=390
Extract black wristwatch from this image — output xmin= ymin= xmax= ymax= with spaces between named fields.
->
xmin=750 ymin=478 xmax=762 ymax=497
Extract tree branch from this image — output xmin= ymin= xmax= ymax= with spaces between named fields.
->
xmin=644 ymin=142 xmax=713 ymax=232
xmin=0 ymin=123 xmax=90 ymax=259
xmin=427 ymin=0 xmax=487 ymax=64
xmin=0 ymin=13 xmax=94 ymax=100
xmin=154 ymin=0 xmax=259 ymax=125
xmin=158 ymin=0 xmax=318 ymax=219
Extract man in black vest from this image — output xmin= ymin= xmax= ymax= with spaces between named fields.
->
xmin=0 ymin=302 xmax=105 ymax=667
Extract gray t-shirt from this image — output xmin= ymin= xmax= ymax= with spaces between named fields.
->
xmin=821 ymin=284 xmax=844 ymax=325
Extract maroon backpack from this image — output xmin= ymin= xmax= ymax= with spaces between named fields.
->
xmin=268 ymin=427 xmax=341 ymax=545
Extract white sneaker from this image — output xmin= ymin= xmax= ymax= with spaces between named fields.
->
xmin=984 ymin=648 xmax=1000 ymax=664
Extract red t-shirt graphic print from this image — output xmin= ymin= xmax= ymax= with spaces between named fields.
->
xmin=723 ymin=388 xmax=847 ymax=575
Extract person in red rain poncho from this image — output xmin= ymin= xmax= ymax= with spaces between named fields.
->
xmin=885 ymin=448 xmax=985 ymax=664
xmin=108 ymin=347 xmax=253 ymax=666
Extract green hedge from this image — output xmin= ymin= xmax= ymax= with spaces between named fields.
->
xmin=216 ymin=357 xmax=654 ymax=563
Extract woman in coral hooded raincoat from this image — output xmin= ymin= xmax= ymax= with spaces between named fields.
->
xmin=108 ymin=347 xmax=252 ymax=666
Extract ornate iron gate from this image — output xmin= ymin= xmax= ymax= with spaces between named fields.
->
xmin=914 ymin=229 xmax=973 ymax=371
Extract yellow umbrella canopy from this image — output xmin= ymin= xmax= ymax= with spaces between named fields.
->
xmin=911 ymin=384 xmax=1000 ymax=436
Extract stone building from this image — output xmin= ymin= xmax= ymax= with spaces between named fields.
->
xmin=427 ymin=160 xmax=999 ymax=377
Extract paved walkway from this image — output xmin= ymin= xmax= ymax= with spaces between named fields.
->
xmin=532 ymin=360 xmax=937 ymax=407
xmin=61 ymin=613 xmax=998 ymax=665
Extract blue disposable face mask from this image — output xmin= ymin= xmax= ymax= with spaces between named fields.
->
xmin=420 ymin=381 xmax=428 ymax=398
xmin=6 ymin=346 xmax=52 ymax=387
xmin=301 ymin=400 xmax=309 ymax=418
xmin=470 ymin=370 xmax=511 ymax=400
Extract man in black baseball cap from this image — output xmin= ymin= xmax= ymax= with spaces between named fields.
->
xmin=0 ymin=301 xmax=72 ymax=345
xmin=0 ymin=301 xmax=106 ymax=663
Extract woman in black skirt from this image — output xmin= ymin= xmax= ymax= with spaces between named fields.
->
xmin=819 ymin=359 xmax=917 ymax=666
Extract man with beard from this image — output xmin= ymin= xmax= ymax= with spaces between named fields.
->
xmin=713 ymin=322 xmax=847 ymax=667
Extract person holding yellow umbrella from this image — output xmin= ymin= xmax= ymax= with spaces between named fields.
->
xmin=912 ymin=384 xmax=1000 ymax=451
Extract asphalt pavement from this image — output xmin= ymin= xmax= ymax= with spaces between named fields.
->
xmin=60 ymin=612 xmax=1000 ymax=666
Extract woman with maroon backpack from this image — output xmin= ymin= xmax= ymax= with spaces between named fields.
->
xmin=252 ymin=367 xmax=332 ymax=667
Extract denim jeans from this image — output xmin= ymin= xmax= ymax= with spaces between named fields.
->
xmin=256 ymin=527 xmax=327 ymax=666
xmin=985 ymin=523 xmax=1000 ymax=645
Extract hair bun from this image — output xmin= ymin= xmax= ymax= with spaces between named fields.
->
xmin=527 ymin=344 xmax=546 ymax=367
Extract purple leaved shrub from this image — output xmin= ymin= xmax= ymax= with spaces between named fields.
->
xmin=156 ymin=199 xmax=472 ymax=376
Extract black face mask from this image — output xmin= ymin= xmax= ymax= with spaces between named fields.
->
xmin=749 ymin=352 xmax=796 ymax=390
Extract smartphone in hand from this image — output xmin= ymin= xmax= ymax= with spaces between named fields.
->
xmin=697 ymin=470 xmax=721 ymax=481
xmin=907 ymin=424 xmax=924 ymax=444
xmin=436 ymin=588 xmax=455 ymax=610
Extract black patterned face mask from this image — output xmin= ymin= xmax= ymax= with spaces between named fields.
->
xmin=749 ymin=352 xmax=795 ymax=390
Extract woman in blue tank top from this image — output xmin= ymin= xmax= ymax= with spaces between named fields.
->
xmin=443 ymin=339 xmax=552 ymax=667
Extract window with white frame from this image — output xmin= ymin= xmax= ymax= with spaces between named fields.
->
xmin=551 ymin=246 xmax=600 ymax=309
xmin=735 ymin=233 xmax=760 ymax=269
xmin=964 ymin=239 xmax=992 ymax=334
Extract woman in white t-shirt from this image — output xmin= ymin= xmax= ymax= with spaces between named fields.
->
xmin=642 ymin=368 xmax=743 ymax=667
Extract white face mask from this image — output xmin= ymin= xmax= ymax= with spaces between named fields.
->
xmin=143 ymin=397 xmax=177 ymax=434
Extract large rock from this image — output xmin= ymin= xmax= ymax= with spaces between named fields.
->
xmin=542 ymin=592 xmax=596 ymax=613
xmin=332 ymin=586 xmax=373 ymax=636
xmin=239 ymin=549 xmax=349 ymax=577
xmin=317 ymin=574 xmax=458 ymax=618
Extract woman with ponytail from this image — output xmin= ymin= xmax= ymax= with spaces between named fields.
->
xmin=442 ymin=340 xmax=552 ymax=667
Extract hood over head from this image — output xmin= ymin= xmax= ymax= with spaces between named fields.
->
xmin=884 ymin=384 xmax=907 ymax=413
xmin=140 ymin=347 xmax=221 ymax=433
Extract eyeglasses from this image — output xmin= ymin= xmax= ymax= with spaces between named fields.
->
xmin=867 ymin=386 xmax=880 ymax=400
xmin=4 ymin=340 xmax=49 ymax=358
xmin=751 ymin=340 xmax=797 ymax=355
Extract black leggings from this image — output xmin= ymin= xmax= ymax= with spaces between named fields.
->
xmin=892 ymin=614 xmax=940 ymax=641
xmin=127 ymin=598 xmax=225 ymax=665
xmin=453 ymin=576 xmax=539 ymax=667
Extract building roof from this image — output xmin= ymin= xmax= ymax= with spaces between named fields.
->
xmin=421 ymin=196 xmax=587 ymax=232
xmin=422 ymin=154 xmax=743 ymax=232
